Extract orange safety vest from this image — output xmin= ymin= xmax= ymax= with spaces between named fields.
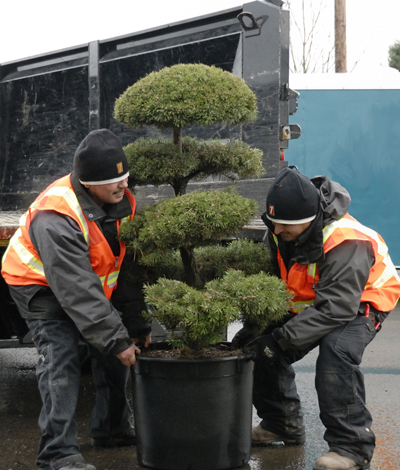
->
xmin=1 ymin=174 xmax=136 ymax=300
xmin=272 ymin=213 xmax=400 ymax=314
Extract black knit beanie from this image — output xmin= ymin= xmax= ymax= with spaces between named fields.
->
xmin=266 ymin=167 xmax=320 ymax=224
xmin=73 ymin=129 xmax=129 ymax=185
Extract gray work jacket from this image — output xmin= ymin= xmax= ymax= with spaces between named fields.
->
xmin=264 ymin=176 xmax=384 ymax=352
xmin=9 ymin=172 xmax=150 ymax=356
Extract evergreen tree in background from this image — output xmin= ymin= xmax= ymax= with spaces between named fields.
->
xmin=388 ymin=41 xmax=400 ymax=71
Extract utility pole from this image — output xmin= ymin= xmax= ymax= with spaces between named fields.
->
xmin=335 ymin=0 xmax=347 ymax=72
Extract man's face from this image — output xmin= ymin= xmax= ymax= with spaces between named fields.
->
xmin=85 ymin=177 xmax=128 ymax=206
xmin=271 ymin=221 xmax=311 ymax=242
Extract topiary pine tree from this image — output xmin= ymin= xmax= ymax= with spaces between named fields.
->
xmin=115 ymin=63 xmax=265 ymax=288
xmin=114 ymin=63 xmax=290 ymax=352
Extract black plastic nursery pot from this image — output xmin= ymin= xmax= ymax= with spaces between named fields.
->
xmin=132 ymin=349 xmax=254 ymax=470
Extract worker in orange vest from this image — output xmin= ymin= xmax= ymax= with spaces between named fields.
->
xmin=2 ymin=129 xmax=150 ymax=470
xmin=236 ymin=167 xmax=400 ymax=470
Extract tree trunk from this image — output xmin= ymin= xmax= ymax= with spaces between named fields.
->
xmin=173 ymin=127 xmax=182 ymax=153
xmin=335 ymin=0 xmax=347 ymax=72
xmin=172 ymin=126 xmax=185 ymax=196
xmin=179 ymin=246 xmax=204 ymax=289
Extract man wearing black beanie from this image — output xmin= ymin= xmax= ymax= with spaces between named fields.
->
xmin=2 ymin=129 xmax=151 ymax=470
xmin=234 ymin=167 xmax=400 ymax=470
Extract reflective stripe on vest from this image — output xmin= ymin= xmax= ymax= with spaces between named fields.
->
xmin=1 ymin=174 xmax=136 ymax=299
xmin=4 ymin=185 xmax=90 ymax=277
xmin=99 ymin=270 xmax=120 ymax=290
xmin=33 ymin=185 xmax=90 ymax=244
xmin=271 ymin=214 xmax=400 ymax=313
xmin=4 ymin=227 xmax=45 ymax=277
xmin=322 ymin=215 xmax=399 ymax=293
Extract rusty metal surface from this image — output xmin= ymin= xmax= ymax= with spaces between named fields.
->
xmin=0 ymin=211 xmax=22 ymax=240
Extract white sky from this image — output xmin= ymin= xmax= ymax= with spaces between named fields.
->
xmin=1 ymin=0 xmax=400 ymax=74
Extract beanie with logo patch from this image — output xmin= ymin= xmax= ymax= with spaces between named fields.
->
xmin=73 ymin=129 xmax=129 ymax=185
xmin=266 ymin=167 xmax=320 ymax=224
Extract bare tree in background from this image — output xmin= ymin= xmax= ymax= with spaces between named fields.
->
xmin=285 ymin=0 xmax=335 ymax=73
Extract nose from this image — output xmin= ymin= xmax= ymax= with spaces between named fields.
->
xmin=118 ymin=177 xmax=128 ymax=189
xmin=274 ymin=223 xmax=285 ymax=235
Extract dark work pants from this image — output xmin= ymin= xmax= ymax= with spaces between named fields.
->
xmin=27 ymin=318 xmax=132 ymax=469
xmin=28 ymin=318 xmax=85 ymax=470
xmin=253 ymin=315 xmax=376 ymax=467
xmin=88 ymin=344 xmax=133 ymax=439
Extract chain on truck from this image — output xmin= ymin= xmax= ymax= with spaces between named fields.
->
xmin=0 ymin=0 xmax=300 ymax=350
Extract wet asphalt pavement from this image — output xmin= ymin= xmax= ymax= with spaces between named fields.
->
xmin=1 ymin=309 xmax=399 ymax=470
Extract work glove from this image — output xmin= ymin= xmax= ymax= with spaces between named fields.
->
xmin=231 ymin=326 xmax=259 ymax=349
xmin=243 ymin=333 xmax=281 ymax=366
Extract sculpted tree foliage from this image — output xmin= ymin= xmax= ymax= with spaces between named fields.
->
xmin=115 ymin=63 xmax=264 ymax=289
xmin=114 ymin=63 xmax=290 ymax=352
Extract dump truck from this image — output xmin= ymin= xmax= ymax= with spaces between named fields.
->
xmin=0 ymin=0 xmax=300 ymax=348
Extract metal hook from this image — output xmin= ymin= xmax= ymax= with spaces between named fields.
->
xmin=237 ymin=12 xmax=260 ymax=31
